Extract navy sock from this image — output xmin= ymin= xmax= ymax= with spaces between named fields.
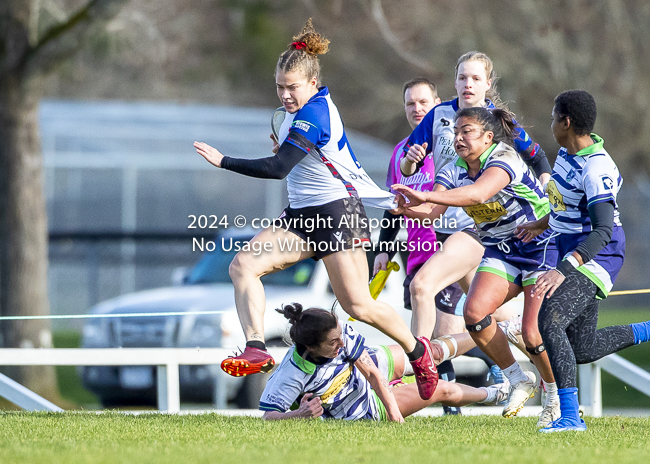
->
xmin=246 ymin=340 xmax=266 ymax=350
xmin=439 ymin=360 xmax=460 ymax=415
xmin=438 ymin=360 xmax=456 ymax=382
xmin=631 ymin=320 xmax=650 ymax=345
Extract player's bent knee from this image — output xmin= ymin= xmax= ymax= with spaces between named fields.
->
xmin=525 ymin=342 xmax=546 ymax=355
xmin=521 ymin=328 xmax=543 ymax=348
xmin=228 ymin=253 xmax=256 ymax=281
xmin=466 ymin=314 xmax=492 ymax=333
xmin=409 ymin=276 xmax=430 ymax=299
xmin=437 ymin=382 xmax=459 ymax=403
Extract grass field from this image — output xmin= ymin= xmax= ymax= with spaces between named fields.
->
xmin=0 ymin=413 xmax=648 ymax=464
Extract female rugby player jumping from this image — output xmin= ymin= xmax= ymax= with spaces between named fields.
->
xmin=193 ymin=20 xmax=439 ymax=400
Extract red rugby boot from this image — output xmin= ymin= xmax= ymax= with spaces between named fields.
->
xmin=221 ymin=346 xmax=275 ymax=377
xmin=409 ymin=336 xmax=439 ymax=400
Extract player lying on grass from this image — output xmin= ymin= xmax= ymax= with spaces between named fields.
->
xmin=260 ymin=303 xmax=524 ymax=422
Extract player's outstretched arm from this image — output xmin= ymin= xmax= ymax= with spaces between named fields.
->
xmin=354 ymin=349 xmax=404 ymax=423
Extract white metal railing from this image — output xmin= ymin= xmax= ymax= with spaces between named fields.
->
xmin=578 ymin=353 xmax=650 ymax=417
xmin=0 ymin=347 xmax=286 ymax=413
xmin=1 ymin=348 xmax=648 ymax=415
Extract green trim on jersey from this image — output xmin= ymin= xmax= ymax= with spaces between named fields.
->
xmin=522 ymin=277 xmax=538 ymax=287
xmin=575 ymin=134 xmax=604 ymax=157
xmin=371 ymin=390 xmax=388 ymax=422
xmin=292 ymin=348 xmax=316 ymax=375
xmin=577 ymin=266 xmax=608 ymax=300
xmin=455 ymin=143 xmax=497 ymax=170
xmin=512 ymin=184 xmax=551 ymax=219
xmin=379 ymin=345 xmax=395 ymax=381
xmin=477 ymin=266 xmax=516 ymax=283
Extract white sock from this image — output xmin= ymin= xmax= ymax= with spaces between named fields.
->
xmin=544 ymin=380 xmax=559 ymax=403
xmin=403 ymin=353 xmax=414 ymax=376
xmin=479 ymin=386 xmax=495 ymax=403
xmin=502 ymin=362 xmax=528 ymax=385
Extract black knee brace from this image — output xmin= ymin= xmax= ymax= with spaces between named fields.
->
xmin=526 ymin=343 xmax=546 ymax=355
xmin=466 ymin=315 xmax=492 ymax=333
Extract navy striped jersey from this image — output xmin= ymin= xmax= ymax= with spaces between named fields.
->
xmin=547 ymin=134 xmax=624 ymax=298
xmin=278 ymin=87 xmax=395 ymax=210
xmin=435 ymin=142 xmax=550 ymax=245
xmin=404 ymin=97 xmax=546 ymax=234
xmin=259 ymin=324 xmax=380 ymax=420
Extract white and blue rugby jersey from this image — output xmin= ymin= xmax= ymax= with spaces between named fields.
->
xmin=435 ymin=142 xmax=550 ymax=246
xmin=259 ymin=324 xmax=380 ymax=421
xmin=547 ymin=134 xmax=624 ymax=298
xmin=278 ymin=87 xmax=395 ymax=210
xmin=405 ymin=98 xmax=546 ymax=234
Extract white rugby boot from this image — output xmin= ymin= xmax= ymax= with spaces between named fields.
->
xmin=502 ymin=371 xmax=537 ymax=418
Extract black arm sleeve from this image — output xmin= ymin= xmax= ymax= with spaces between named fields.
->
xmin=220 ymin=142 xmax=307 ymax=180
xmin=519 ymin=143 xmax=552 ymax=178
xmin=377 ymin=210 xmax=402 ymax=257
xmin=574 ymin=201 xmax=615 ymax=264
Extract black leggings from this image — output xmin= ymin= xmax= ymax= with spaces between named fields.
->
xmin=538 ymin=271 xmax=634 ymax=389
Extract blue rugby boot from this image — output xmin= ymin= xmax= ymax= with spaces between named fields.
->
xmin=539 ymin=387 xmax=587 ymax=433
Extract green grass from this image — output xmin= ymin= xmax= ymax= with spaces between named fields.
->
xmin=0 ymin=413 xmax=648 ymax=464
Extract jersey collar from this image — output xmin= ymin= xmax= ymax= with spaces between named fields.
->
xmin=451 ymin=98 xmax=493 ymax=112
xmin=308 ymin=86 xmax=329 ymax=103
xmin=455 ymin=143 xmax=497 ymax=170
xmin=574 ymin=133 xmax=604 ymax=156
xmin=292 ymin=347 xmax=316 ymax=374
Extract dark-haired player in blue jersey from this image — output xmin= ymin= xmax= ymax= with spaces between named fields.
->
xmin=193 ymin=19 xmax=439 ymax=401
xmin=517 ymin=90 xmax=650 ymax=432
xmin=374 ymin=77 xmax=519 ymax=415
xmin=393 ymin=106 xmax=560 ymax=428
xmin=397 ymin=52 xmax=557 ymax=425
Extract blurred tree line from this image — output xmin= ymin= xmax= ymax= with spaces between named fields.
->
xmin=44 ymin=0 xmax=650 ymax=177
xmin=1 ymin=0 xmax=649 ymax=400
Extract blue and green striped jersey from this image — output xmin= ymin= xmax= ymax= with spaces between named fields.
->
xmin=435 ymin=142 xmax=550 ymax=246
xmin=259 ymin=324 xmax=380 ymax=421
xmin=547 ymin=134 xmax=624 ymax=298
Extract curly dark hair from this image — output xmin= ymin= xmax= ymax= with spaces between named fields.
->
xmin=554 ymin=90 xmax=597 ymax=136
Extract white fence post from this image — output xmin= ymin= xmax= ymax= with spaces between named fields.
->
xmin=213 ymin=369 xmax=228 ymax=410
xmin=578 ymin=363 xmax=602 ymax=417
xmin=157 ymin=363 xmax=180 ymax=412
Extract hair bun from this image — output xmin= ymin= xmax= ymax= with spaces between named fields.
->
xmin=290 ymin=18 xmax=330 ymax=56
xmin=275 ymin=303 xmax=304 ymax=324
